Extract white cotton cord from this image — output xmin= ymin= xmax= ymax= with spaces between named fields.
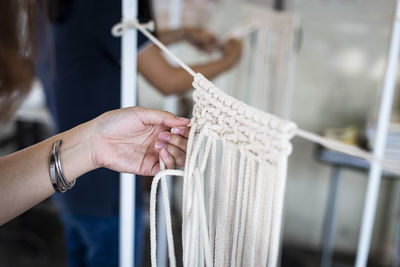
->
xmin=192 ymin=190 xmax=200 ymax=266
xmin=182 ymin=124 xmax=198 ymax=266
xmin=183 ymin=127 xmax=207 ymax=266
xmin=111 ymin=19 xmax=155 ymax=37
xmin=236 ymin=156 xmax=252 ymax=266
xmin=260 ymin=162 xmax=275 ymax=267
xmin=268 ymin=154 xmax=289 ymax=267
xmin=248 ymin=161 xmax=264 ymax=264
xmin=159 ymin=161 xmax=177 ymax=267
xmin=208 ymin=138 xmax=217 ymax=265
xmin=111 ymin=19 xmax=196 ymax=77
xmin=230 ymin=150 xmax=246 ymax=267
xmin=295 ymin=128 xmax=400 ymax=174
xmin=200 ymin=137 xmax=213 ymax=173
xmin=243 ymin=158 xmax=257 ymax=266
xmin=187 ymin=189 xmax=199 ymax=266
xmin=194 ymin=168 xmax=212 ymax=267
xmin=224 ymin=148 xmax=238 ymax=266
xmin=149 ymin=164 xmax=184 ymax=267
xmin=214 ymin=143 xmax=230 ymax=267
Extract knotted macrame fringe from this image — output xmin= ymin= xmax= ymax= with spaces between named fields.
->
xmin=150 ymin=73 xmax=296 ymax=267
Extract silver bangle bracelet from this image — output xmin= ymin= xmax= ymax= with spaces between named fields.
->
xmin=50 ymin=140 xmax=75 ymax=193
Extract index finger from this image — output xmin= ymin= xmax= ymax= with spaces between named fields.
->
xmin=171 ymin=126 xmax=190 ymax=138
xmin=136 ymin=107 xmax=190 ymax=127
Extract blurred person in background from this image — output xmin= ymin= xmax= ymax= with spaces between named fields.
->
xmin=37 ymin=0 xmax=242 ymax=266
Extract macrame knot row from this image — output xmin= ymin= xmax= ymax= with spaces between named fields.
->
xmin=191 ymin=73 xmax=297 ymax=158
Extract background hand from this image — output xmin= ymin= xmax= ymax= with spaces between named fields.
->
xmin=184 ymin=27 xmax=218 ymax=52
xmin=91 ymin=107 xmax=190 ymax=176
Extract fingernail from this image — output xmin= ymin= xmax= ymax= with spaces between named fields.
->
xmin=177 ymin=117 xmax=189 ymax=122
xmin=155 ymin=141 xmax=166 ymax=149
xmin=159 ymin=132 xmax=170 ymax=141
xmin=161 ymin=148 xmax=169 ymax=159
xmin=171 ymin=127 xmax=184 ymax=135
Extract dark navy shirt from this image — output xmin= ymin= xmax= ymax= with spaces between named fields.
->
xmin=37 ymin=0 xmax=153 ymax=216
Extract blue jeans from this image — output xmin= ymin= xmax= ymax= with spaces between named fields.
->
xmin=60 ymin=207 xmax=144 ymax=267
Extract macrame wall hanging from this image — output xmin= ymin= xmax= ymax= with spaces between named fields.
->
xmin=186 ymin=74 xmax=296 ymax=266
xmin=112 ymin=18 xmax=400 ymax=267
xmin=150 ymin=73 xmax=296 ymax=267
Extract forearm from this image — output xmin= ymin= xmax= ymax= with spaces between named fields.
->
xmin=138 ymin=45 xmax=237 ymax=95
xmin=156 ymin=28 xmax=185 ymax=46
xmin=0 ymin=121 xmax=95 ymax=224
xmin=165 ymin=58 xmax=234 ymax=94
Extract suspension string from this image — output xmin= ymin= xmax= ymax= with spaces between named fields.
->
xmin=112 ymin=19 xmax=196 ymax=77
xmin=295 ymin=128 xmax=400 ymax=174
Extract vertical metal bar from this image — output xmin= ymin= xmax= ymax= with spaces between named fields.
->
xmin=321 ymin=167 xmax=341 ymax=267
xmin=355 ymin=1 xmax=400 ymax=266
xmin=156 ymin=1 xmax=183 ymax=266
xmin=119 ymin=0 xmax=138 ymax=266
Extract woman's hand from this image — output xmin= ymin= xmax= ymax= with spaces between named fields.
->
xmin=91 ymin=107 xmax=190 ymax=176
xmin=184 ymin=27 xmax=218 ymax=52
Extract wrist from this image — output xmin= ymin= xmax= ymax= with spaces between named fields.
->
xmin=57 ymin=120 xmax=98 ymax=183
xmin=220 ymin=54 xmax=237 ymax=70
xmin=182 ymin=27 xmax=189 ymax=39
xmin=182 ymin=27 xmax=195 ymax=41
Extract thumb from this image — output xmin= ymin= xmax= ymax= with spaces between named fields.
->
xmin=137 ymin=107 xmax=190 ymax=127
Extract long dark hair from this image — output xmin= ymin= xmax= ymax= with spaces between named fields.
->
xmin=0 ymin=0 xmax=37 ymax=121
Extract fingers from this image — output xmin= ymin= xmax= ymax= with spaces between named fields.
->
xmin=186 ymin=27 xmax=218 ymax=52
xmin=158 ymin=130 xmax=188 ymax=151
xmin=155 ymin=143 xmax=185 ymax=169
xmin=200 ymin=32 xmax=218 ymax=52
xmin=133 ymin=107 xmax=190 ymax=127
xmin=154 ymin=126 xmax=190 ymax=169
xmin=171 ymin=126 xmax=190 ymax=138
xmin=223 ymin=38 xmax=242 ymax=53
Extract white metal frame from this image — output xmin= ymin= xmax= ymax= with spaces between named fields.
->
xmin=355 ymin=1 xmax=400 ymax=266
xmin=119 ymin=0 xmax=138 ymax=266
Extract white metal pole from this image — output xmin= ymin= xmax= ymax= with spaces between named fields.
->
xmin=157 ymin=1 xmax=183 ymax=266
xmin=355 ymin=1 xmax=400 ymax=266
xmin=119 ymin=0 xmax=138 ymax=266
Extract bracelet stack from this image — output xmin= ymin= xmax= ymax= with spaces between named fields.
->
xmin=50 ymin=140 xmax=75 ymax=193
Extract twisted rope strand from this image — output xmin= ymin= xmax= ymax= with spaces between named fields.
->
xmin=150 ymin=168 xmax=184 ymax=267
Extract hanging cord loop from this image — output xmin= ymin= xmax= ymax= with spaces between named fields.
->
xmin=150 ymin=160 xmax=184 ymax=267
xmin=111 ymin=18 xmax=155 ymax=37
xmin=112 ymin=18 xmax=196 ymax=77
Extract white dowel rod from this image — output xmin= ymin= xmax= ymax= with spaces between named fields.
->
xmin=355 ymin=1 xmax=400 ymax=266
xmin=119 ymin=0 xmax=138 ymax=266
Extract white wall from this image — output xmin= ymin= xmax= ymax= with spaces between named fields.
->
xmin=284 ymin=0 xmax=398 ymax=258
